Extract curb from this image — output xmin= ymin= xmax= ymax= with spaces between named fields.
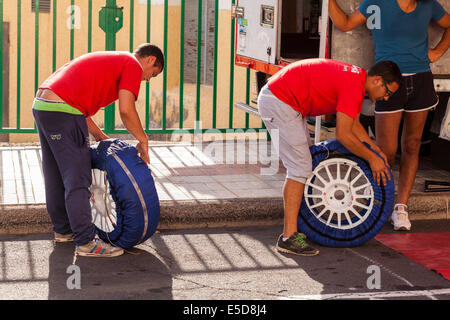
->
xmin=0 ymin=192 xmax=448 ymax=235
xmin=0 ymin=198 xmax=285 ymax=235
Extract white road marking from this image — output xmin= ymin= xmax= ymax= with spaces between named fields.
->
xmin=345 ymin=248 xmax=440 ymax=300
xmin=345 ymin=248 xmax=415 ymax=287
xmin=282 ymin=288 xmax=450 ymax=300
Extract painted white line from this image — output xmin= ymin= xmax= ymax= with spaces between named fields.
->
xmin=344 ymin=249 xmax=438 ymax=300
xmin=345 ymin=248 xmax=415 ymax=288
xmin=281 ymin=288 xmax=450 ymax=300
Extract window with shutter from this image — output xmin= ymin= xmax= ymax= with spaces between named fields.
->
xmin=31 ymin=0 xmax=51 ymax=13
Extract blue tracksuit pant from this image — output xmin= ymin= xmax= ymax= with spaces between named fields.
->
xmin=32 ymin=107 xmax=96 ymax=245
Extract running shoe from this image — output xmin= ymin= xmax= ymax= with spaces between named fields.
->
xmin=276 ymin=232 xmax=319 ymax=256
xmin=391 ymin=204 xmax=412 ymax=231
xmin=76 ymin=237 xmax=124 ymax=257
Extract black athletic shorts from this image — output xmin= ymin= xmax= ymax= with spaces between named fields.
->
xmin=375 ymin=71 xmax=439 ymax=114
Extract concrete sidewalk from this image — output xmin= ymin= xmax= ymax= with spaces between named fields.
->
xmin=0 ymin=139 xmax=449 ymax=234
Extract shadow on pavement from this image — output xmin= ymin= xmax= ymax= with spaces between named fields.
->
xmin=47 ymin=243 xmax=172 ymax=300
xmin=147 ymin=224 xmax=450 ymax=300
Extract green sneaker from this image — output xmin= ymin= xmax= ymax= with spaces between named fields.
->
xmin=276 ymin=232 xmax=319 ymax=256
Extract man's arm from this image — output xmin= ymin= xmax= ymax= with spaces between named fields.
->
xmin=118 ymin=89 xmax=150 ymax=164
xmin=429 ymin=13 xmax=450 ymax=63
xmin=336 ymin=111 xmax=390 ymax=186
xmin=86 ymin=117 xmax=109 ymax=141
xmin=329 ymin=0 xmax=367 ymax=32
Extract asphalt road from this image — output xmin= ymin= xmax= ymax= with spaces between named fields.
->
xmin=0 ymin=219 xmax=449 ymax=302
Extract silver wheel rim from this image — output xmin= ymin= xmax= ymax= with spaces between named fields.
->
xmin=304 ymin=158 xmax=374 ymax=230
xmin=90 ymin=169 xmax=117 ymax=233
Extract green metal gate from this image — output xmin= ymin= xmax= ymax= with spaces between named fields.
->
xmin=0 ymin=0 xmax=264 ymax=137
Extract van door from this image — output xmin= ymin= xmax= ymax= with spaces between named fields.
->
xmin=235 ymin=0 xmax=281 ymax=65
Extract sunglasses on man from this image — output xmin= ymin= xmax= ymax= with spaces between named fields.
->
xmin=382 ymin=78 xmax=395 ymax=98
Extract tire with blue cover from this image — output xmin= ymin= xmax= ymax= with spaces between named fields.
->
xmin=90 ymin=139 xmax=160 ymax=250
xmin=298 ymin=139 xmax=394 ymax=247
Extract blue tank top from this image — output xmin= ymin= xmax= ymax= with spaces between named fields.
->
xmin=358 ymin=0 xmax=446 ymax=73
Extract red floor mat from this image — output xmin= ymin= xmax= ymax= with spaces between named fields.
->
xmin=375 ymin=232 xmax=450 ymax=280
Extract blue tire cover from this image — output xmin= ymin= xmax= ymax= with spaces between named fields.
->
xmin=90 ymin=139 xmax=160 ymax=250
xmin=298 ymin=139 xmax=395 ymax=248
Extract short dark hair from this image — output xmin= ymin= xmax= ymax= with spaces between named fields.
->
xmin=134 ymin=43 xmax=165 ymax=70
xmin=368 ymin=60 xmax=402 ymax=85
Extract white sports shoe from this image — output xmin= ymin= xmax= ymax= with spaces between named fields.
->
xmin=391 ymin=204 xmax=411 ymax=231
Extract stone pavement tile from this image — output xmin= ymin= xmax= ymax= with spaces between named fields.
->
xmin=256 ymin=172 xmax=287 ymax=181
xmin=149 ymin=163 xmax=172 ymax=176
xmin=262 ymin=179 xmax=285 ymax=189
xmin=186 ymin=189 xmax=236 ymax=200
xmin=221 ymin=180 xmax=273 ymax=191
xmin=14 ymin=179 xmax=36 ymax=204
xmin=1 ymin=143 xmax=448 ymax=207
xmin=148 ymin=167 xmax=169 ymax=178
xmin=211 ymin=174 xmax=265 ymax=183
xmin=1 ymin=179 xmax=18 ymax=204
xmin=200 ymin=167 xmax=262 ymax=175
xmin=167 ymin=167 xmax=209 ymax=176
xmin=183 ymin=146 xmax=217 ymax=165
xmin=166 ymin=175 xmax=216 ymax=184
xmin=231 ymin=188 xmax=282 ymax=198
xmin=153 ymin=182 xmax=173 ymax=201
xmin=178 ymin=182 xmax=237 ymax=199
xmin=155 ymin=181 xmax=193 ymax=201
xmin=169 ymin=146 xmax=204 ymax=167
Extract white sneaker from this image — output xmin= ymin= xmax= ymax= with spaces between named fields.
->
xmin=391 ymin=204 xmax=411 ymax=231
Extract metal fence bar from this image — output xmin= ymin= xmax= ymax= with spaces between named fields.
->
xmin=145 ymin=0 xmax=151 ymax=131
xmin=70 ymin=0 xmax=74 ymax=60
xmin=52 ymin=0 xmax=57 ymax=72
xmin=211 ymin=0 xmax=218 ymax=129
xmin=179 ymin=0 xmax=185 ymax=129
xmin=0 ymin=128 xmax=36 ymax=133
xmin=0 ymin=0 xmax=3 ymax=129
xmin=105 ymin=128 xmax=268 ymax=134
xmin=245 ymin=68 xmax=250 ymax=129
xmin=16 ymin=0 xmax=21 ymax=129
xmin=195 ymin=0 xmax=202 ymax=130
xmin=33 ymin=0 xmax=40 ymax=132
xmin=88 ymin=0 xmax=92 ymax=53
xmin=103 ymin=0 xmax=122 ymax=133
xmin=129 ymin=0 xmax=134 ymax=52
xmin=34 ymin=0 xmax=39 ymax=94
xmin=162 ymin=0 xmax=168 ymax=130
xmin=228 ymin=0 xmax=235 ymax=129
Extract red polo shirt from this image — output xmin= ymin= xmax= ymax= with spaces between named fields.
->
xmin=267 ymin=58 xmax=367 ymax=119
xmin=40 ymin=51 xmax=143 ymax=117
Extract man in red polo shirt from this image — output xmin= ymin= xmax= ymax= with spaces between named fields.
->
xmin=32 ymin=43 xmax=164 ymax=257
xmin=258 ymin=58 xmax=402 ymax=256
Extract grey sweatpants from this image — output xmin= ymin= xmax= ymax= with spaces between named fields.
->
xmin=257 ymin=85 xmax=312 ymax=184
xmin=33 ymin=108 xmax=95 ymax=245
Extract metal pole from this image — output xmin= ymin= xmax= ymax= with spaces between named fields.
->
xmin=315 ymin=0 xmax=329 ymax=144
xmin=99 ymin=0 xmax=123 ymax=133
